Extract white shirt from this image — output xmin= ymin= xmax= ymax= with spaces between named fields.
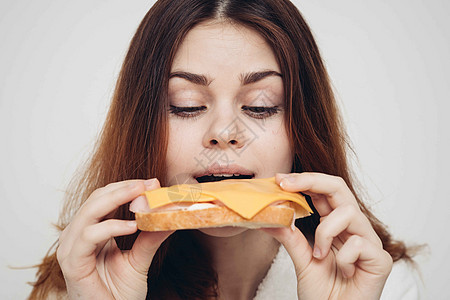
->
xmin=254 ymin=245 xmax=423 ymax=299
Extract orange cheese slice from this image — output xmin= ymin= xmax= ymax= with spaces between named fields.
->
xmin=144 ymin=177 xmax=313 ymax=219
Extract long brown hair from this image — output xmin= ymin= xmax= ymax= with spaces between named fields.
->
xmin=29 ymin=0 xmax=415 ymax=299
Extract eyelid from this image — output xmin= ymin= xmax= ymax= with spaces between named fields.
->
xmin=168 ymin=105 xmax=281 ymax=120
xmin=241 ymin=105 xmax=280 ymax=111
xmin=241 ymin=105 xmax=280 ymax=119
xmin=168 ymin=105 xmax=207 ymax=119
xmin=169 ymin=104 xmax=206 ymax=110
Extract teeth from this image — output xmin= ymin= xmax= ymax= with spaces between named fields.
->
xmin=212 ymin=174 xmax=235 ymax=177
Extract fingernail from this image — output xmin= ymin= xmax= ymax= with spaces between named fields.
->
xmin=290 ymin=222 xmax=296 ymax=232
xmin=128 ymin=220 xmax=137 ymax=227
xmin=144 ymin=178 xmax=158 ymax=189
xmin=277 ymin=173 xmax=290 ymax=179
xmin=313 ymin=246 xmax=321 ymax=258
xmin=280 ymin=177 xmax=293 ymax=189
xmin=279 ymin=176 xmax=294 ymax=184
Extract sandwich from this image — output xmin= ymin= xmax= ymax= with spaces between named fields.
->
xmin=134 ymin=177 xmax=313 ymax=231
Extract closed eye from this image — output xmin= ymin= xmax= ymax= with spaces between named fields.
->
xmin=169 ymin=105 xmax=207 ymax=119
xmin=168 ymin=105 xmax=280 ymax=120
xmin=242 ymin=106 xmax=280 ymax=119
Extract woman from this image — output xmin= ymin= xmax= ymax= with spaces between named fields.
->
xmin=29 ymin=0 xmax=419 ymax=299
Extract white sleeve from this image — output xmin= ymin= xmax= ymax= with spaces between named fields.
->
xmin=380 ymin=260 xmax=424 ymax=300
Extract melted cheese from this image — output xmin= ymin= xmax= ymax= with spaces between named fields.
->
xmin=144 ymin=177 xmax=313 ymax=219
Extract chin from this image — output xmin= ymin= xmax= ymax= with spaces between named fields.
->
xmin=197 ymin=226 xmax=248 ymax=237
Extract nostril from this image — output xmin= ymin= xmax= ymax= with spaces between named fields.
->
xmin=209 ymin=139 xmax=238 ymax=146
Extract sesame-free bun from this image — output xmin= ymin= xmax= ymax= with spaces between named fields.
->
xmin=136 ymin=202 xmax=308 ymax=231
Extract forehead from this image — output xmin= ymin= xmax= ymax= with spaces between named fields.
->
xmin=171 ymin=21 xmax=280 ymax=73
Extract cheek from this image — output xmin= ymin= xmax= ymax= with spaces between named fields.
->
xmin=167 ymin=121 xmax=198 ymax=153
xmin=273 ymin=127 xmax=291 ymax=154
xmin=167 ymin=123 xmax=182 ymax=159
xmin=166 ymin=122 xmax=191 ymax=171
xmin=166 ymin=120 xmax=204 ymax=178
xmin=252 ymin=120 xmax=293 ymax=171
xmin=258 ymin=121 xmax=291 ymax=153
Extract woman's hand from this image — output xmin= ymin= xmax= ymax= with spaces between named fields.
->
xmin=261 ymin=173 xmax=393 ymax=300
xmin=56 ymin=178 xmax=174 ymax=300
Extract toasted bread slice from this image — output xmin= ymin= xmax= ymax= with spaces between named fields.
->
xmin=136 ymin=203 xmax=301 ymax=231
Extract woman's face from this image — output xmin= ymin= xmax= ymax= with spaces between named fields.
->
xmin=166 ymin=20 xmax=293 ymax=237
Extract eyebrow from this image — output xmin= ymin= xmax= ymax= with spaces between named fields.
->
xmin=169 ymin=70 xmax=282 ymax=86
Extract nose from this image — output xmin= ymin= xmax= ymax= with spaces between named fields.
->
xmin=203 ymin=110 xmax=248 ymax=151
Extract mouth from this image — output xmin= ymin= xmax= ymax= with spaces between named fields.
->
xmin=193 ymin=164 xmax=256 ymax=183
xmin=195 ymin=174 xmax=254 ymax=183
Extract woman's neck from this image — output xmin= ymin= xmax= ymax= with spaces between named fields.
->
xmin=196 ymin=229 xmax=280 ymax=300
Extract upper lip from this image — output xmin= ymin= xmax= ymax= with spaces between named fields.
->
xmin=193 ymin=163 xmax=255 ymax=178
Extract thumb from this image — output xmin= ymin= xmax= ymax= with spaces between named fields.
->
xmin=128 ymin=230 xmax=175 ymax=275
xmin=260 ymin=226 xmax=313 ymax=274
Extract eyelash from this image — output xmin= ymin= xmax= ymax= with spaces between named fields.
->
xmin=168 ymin=105 xmax=207 ymax=119
xmin=168 ymin=105 xmax=280 ymax=119
xmin=242 ymin=105 xmax=280 ymax=119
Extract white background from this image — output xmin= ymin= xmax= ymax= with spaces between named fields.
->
xmin=1 ymin=1 xmax=448 ymax=298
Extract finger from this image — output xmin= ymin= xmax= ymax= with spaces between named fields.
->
xmin=61 ymin=179 xmax=160 ymax=257
xmin=72 ymin=219 xmax=138 ymax=258
xmin=129 ymin=195 xmax=150 ymax=213
xmin=336 ymin=235 xmax=393 ymax=279
xmin=276 ymin=172 xmax=357 ymax=215
xmin=86 ymin=178 xmax=160 ymax=211
xmin=308 ymin=194 xmax=333 ymax=216
xmin=314 ymin=204 xmax=381 ymax=259
xmin=276 ymin=173 xmax=333 ymax=215
xmin=128 ymin=230 xmax=175 ymax=275
xmin=79 ymin=181 xmax=146 ymax=224
xmin=90 ymin=179 xmax=151 ymax=199
xmin=59 ymin=189 xmax=140 ymax=256
xmin=129 ymin=178 xmax=161 ymax=213
xmin=260 ymin=227 xmax=312 ymax=275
